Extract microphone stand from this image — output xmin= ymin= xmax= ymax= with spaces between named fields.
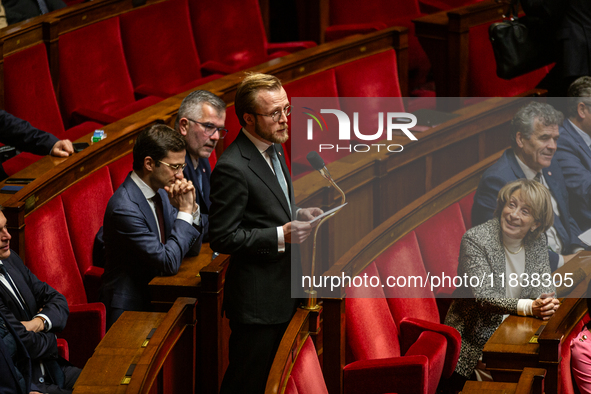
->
xmin=302 ymin=166 xmax=346 ymax=310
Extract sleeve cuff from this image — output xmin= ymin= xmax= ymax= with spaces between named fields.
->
xmin=35 ymin=313 xmax=52 ymax=331
xmin=177 ymin=209 xmax=200 ymax=226
xmin=517 ymin=299 xmax=533 ymax=316
xmin=557 ymin=254 xmax=565 ymax=269
xmin=277 ymin=226 xmax=285 ymax=253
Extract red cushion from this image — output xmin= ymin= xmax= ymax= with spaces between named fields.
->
xmin=329 ymin=0 xmax=420 ymax=25
xmin=346 ymin=263 xmax=401 ymax=361
xmin=2 ymin=153 xmax=43 ymax=176
xmin=108 ymin=153 xmax=134 ymax=191
xmin=468 ymin=22 xmax=547 ymax=97
xmin=61 ymin=167 xmax=113 ymax=301
xmin=459 ymin=191 xmax=476 ymax=229
xmin=285 ymin=376 xmax=299 ymax=394
xmin=59 ymin=17 xmax=162 ymax=126
xmin=189 ymin=0 xmax=268 ymax=70
xmin=4 ymin=44 xmax=66 ymax=138
xmin=57 ymin=338 xmax=69 ymax=361
xmin=414 ymin=204 xmax=466 ymax=297
xmin=374 ymin=232 xmax=439 ymax=326
xmin=120 ymin=0 xmax=220 ymax=97
xmin=404 ymin=331 xmax=447 ymax=394
xmin=290 ymin=337 xmax=329 ymax=394
xmin=223 ymin=106 xmax=243 ymax=150
xmin=24 ymin=197 xmax=87 ymax=305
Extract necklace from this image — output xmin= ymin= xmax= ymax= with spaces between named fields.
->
xmin=503 ymin=242 xmax=523 ymax=254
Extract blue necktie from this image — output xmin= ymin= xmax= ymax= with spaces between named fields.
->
xmin=266 ymin=145 xmax=290 ymax=205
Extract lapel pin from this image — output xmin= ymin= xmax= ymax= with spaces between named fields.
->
xmin=547 ymin=172 xmax=552 ymax=176
xmin=202 ymin=168 xmax=206 ymax=173
xmin=278 ymin=152 xmax=282 ymax=156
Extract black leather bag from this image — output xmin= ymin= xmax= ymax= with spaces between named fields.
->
xmin=489 ymin=0 xmax=554 ymax=80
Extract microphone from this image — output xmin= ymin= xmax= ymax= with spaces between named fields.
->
xmin=307 ymin=151 xmax=333 ymax=182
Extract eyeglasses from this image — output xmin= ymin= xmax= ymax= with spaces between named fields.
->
xmin=158 ymin=161 xmax=187 ymax=174
xmin=254 ymin=105 xmax=292 ymax=122
xmin=187 ymin=118 xmax=228 ymax=139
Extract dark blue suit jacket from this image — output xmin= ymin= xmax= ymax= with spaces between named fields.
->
xmin=555 ymin=119 xmax=591 ymax=232
xmin=471 ymin=149 xmax=583 ymax=270
xmin=0 ymin=110 xmax=59 ymax=180
xmin=0 ymin=308 xmax=31 ymax=394
xmin=100 ymin=173 xmax=202 ymax=317
xmin=0 ymin=252 xmax=69 ymax=388
xmin=182 ymin=153 xmax=211 ymax=242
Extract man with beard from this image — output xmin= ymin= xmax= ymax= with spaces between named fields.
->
xmin=209 ymin=73 xmax=322 ymax=394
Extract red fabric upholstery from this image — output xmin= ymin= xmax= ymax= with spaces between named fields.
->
xmin=335 ymin=49 xmax=404 ymax=106
xmin=189 ymin=0 xmax=314 ymax=73
xmin=414 ymin=204 xmax=466 ymax=297
xmin=467 ymin=22 xmax=547 ymax=97
xmin=107 ymin=153 xmax=133 ymax=192
xmin=374 ymin=232 xmax=439 ymax=325
xmin=61 ymin=167 xmax=113 ymax=302
xmin=326 ymin=0 xmax=429 ymax=89
xmin=284 ymin=69 xmax=343 ymax=176
xmin=59 ymin=17 xmax=163 ymax=127
xmin=119 ymin=0 xmax=221 ymax=97
xmin=458 ymin=191 xmax=475 ymax=229
xmin=3 ymin=43 xmax=101 ymax=174
xmin=57 ymin=338 xmax=69 ymax=361
xmin=290 ymin=337 xmax=329 ymax=394
xmin=24 ymin=197 xmax=106 ymax=368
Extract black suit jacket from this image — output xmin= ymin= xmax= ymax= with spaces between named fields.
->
xmin=0 ymin=252 xmax=69 ymax=385
xmin=209 ymin=131 xmax=300 ymax=325
xmin=0 ymin=308 xmax=32 ymax=394
xmin=3 ymin=0 xmax=66 ymax=25
xmin=0 ymin=110 xmax=59 ymax=180
xmin=183 ymin=153 xmax=211 ymax=241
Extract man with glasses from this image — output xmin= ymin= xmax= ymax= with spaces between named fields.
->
xmin=556 ymin=76 xmax=591 ymax=232
xmin=175 ymin=90 xmax=227 ymax=242
xmin=99 ymin=124 xmax=203 ymax=329
xmin=210 ymin=73 xmax=322 ymax=394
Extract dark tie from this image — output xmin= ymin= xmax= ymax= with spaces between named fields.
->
xmin=266 ymin=145 xmax=290 ymax=204
xmin=37 ymin=0 xmax=49 ymax=14
xmin=152 ymin=193 xmax=166 ymax=243
xmin=534 ymin=172 xmax=542 ymax=183
xmin=0 ymin=264 xmax=30 ymax=319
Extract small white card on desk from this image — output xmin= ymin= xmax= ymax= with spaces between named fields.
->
xmin=578 ymin=228 xmax=591 ymax=246
xmin=310 ymin=203 xmax=348 ymax=225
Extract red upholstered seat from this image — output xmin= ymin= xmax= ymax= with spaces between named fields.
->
xmin=3 ymin=43 xmax=102 ymax=174
xmin=24 ymin=197 xmax=106 ymax=368
xmin=57 ymin=338 xmax=69 ymax=361
xmin=467 ymin=22 xmax=547 ymax=97
xmin=289 ymin=337 xmax=329 ymax=394
xmin=119 ymin=0 xmax=221 ymax=98
xmin=326 ymin=0 xmax=430 ymax=90
xmin=107 ymin=153 xmax=134 ymax=192
xmin=458 ymin=191 xmax=476 ymax=229
xmin=284 ymin=69 xmax=343 ymax=178
xmin=61 ymin=167 xmax=114 ymax=303
xmin=59 ymin=17 xmax=163 ymax=127
xmin=188 ymin=0 xmax=315 ymax=73
xmin=346 ymin=262 xmax=450 ymax=394
xmin=414 ymin=204 xmax=466 ymax=298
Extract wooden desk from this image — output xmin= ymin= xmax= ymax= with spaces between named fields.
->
xmin=482 ymin=252 xmax=591 ymax=393
xmin=461 ymin=367 xmax=546 ymax=394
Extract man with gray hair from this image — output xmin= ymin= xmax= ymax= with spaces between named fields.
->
xmin=472 ymin=101 xmax=583 ymax=270
xmin=175 ymin=90 xmax=227 ymax=241
xmin=556 ymin=77 xmax=591 ymax=232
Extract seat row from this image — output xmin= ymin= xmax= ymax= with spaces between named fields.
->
xmin=2 ymin=0 xmax=315 ymax=174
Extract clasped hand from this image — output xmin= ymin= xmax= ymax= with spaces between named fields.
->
xmin=165 ymin=179 xmax=197 ymax=214
xmin=532 ymin=292 xmax=560 ymax=320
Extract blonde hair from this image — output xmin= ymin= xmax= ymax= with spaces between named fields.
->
xmin=235 ymin=73 xmax=283 ymax=127
xmin=493 ymin=179 xmax=554 ymax=241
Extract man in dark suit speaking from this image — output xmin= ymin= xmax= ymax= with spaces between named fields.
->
xmin=175 ymin=90 xmax=227 ymax=242
xmin=100 ymin=125 xmax=203 ymax=329
xmin=210 ymin=73 xmax=322 ymax=393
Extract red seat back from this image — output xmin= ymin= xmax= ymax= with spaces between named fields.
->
xmin=459 ymin=191 xmax=476 ymax=229
xmin=4 ymin=44 xmax=66 ymax=138
xmin=120 ymin=0 xmax=205 ymax=97
xmin=346 ymin=263 xmax=401 ymax=361
xmin=414 ymin=204 xmax=467 ymax=297
xmin=374 ymin=232 xmax=440 ymax=326
xmin=24 ymin=197 xmax=88 ymax=305
xmin=108 ymin=154 xmax=134 ymax=192
xmin=188 ymin=0 xmax=268 ymax=70
xmin=289 ymin=337 xmax=329 ymax=394
xmin=330 ymin=0 xmax=420 ymax=25
xmin=61 ymin=167 xmax=113 ymax=277
xmin=59 ymin=17 xmax=136 ymax=125
xmin=223 ymin=106 xmax=243 ymax=150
